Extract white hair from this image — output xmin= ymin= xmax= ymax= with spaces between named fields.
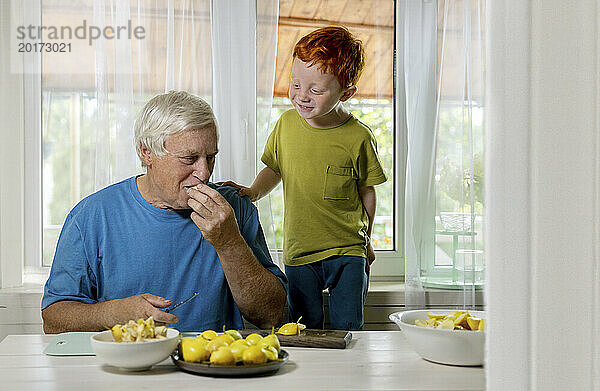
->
xmin=134 ymin=91 xmax=218 ymax=167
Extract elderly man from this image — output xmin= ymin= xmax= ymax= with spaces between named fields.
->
xmin=42 ymin=91 xmax=287 ymax=333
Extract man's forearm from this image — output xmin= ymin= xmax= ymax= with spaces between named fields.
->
xmin=42 ymin=293 xmax=177 ymax=334
xmin=252 ymin=167 xmax=282 ymax=201
xmin=215 ymin=234 xmax=286 ymax=328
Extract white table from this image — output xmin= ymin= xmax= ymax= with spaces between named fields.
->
xmin=0 ymin=331 xmax=485 ymax=390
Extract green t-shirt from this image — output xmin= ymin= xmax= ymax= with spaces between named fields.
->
xmin=261 ymin=109 xmax=387 ymax=266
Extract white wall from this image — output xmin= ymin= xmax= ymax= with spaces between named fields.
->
xmin=486 ymin=1 xmax=599 ymax=390
xmin=0 ymin=290 xmax=43 ymax=342
xmin=0 ymin=0 xmax=25 ymax=289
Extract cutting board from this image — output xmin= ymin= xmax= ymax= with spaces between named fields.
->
xmin=239 ymin=329 xmax=352 ymax=349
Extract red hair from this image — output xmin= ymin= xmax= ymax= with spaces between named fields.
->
xmin=293 ymin=26 xmax=365 ymax=88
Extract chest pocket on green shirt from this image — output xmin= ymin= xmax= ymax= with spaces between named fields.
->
xmin=323 ymin=165 xmax=357 ymax=200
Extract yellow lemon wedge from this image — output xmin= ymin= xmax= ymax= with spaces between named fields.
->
xmin=111 ymin=325 xmax=123 ymax=342
xmin=478 ymin=319 xmax=486 ymax=331
xmin=245 ymin=333 xmax=263 ymax=345
xmin=181 ymin=337 xmax=211 ymax=363
xmin=209 ymin=346 xmax=235 ymax=365
xmin=200 ymin=330 xmax=218 ymax=340
xmin=466 ymin=317 xmax=481 ymax=331
xmin=438 ymin=318 xmax=456 ymax=329
xmin=277 ymin=316 xmax=306 ymax=336
xmin=261 ymin=333 xmax=281 ymax=353
xmin=242 ymin=345 xmax=268 ymax=364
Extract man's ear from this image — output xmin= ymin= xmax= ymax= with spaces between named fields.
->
xmin=340 ymin=85 xmax=358 ymax=102
xmin=140 ymin=144 xmax=153 ymax=167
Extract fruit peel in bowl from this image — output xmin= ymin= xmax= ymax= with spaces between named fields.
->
xmin=91 ymin=327 xmax=180 ymax=371
xmin=389 ymin=309 xmax=485 ymax=366
xmin=413 ymin=310 xmax=485 ymax=331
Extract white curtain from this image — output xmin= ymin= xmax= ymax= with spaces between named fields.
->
xmin=437 ymin=0 xmax=485 ymax=308
xmin=398 ymin=0 xmax=485 ymax=308
xmin=210 ymin=0 xmax=255 ymax=185
xmin=254 ymin=0 xmax=281 ymax=268
xmin=87 ymin=0 xmax=214 ymax=190
xmin=42 ymin=0 xmax=280 ymax=197
xmin=397 ymin=0 xmax=438 ymax=308
xmin=91 ymin=0 xmax=136 ymax=190
xmin=211 ymin=0 xmax=281 ymax=267
xmin=40 ymin=0 xmax=280 ymax=265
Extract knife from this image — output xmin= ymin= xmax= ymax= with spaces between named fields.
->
xmin=165 ymin=292 xmax=199 ymax=313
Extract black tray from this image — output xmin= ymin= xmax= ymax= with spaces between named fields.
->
xmin=171 ymin=349 xmax=288 ymax=377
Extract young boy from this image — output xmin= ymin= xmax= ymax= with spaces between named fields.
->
xmin=227 ymin=26 xmax=386 ymax=330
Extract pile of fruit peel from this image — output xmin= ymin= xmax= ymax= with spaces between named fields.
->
xmin=414 ymin=311 xmax=485 ymax=331
xmin=111 ymin=317 xmax=168 ymax=342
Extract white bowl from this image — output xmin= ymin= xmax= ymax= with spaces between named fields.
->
xmin=91 ymin=328 xmax=180 ymax=371
xmin=389 ymin=310 xmax=485 ymax=366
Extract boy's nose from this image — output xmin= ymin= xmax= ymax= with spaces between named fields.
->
xmin=298 ymin=91 xmax=310 ymax=101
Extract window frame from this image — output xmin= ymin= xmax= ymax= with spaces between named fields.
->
xmin=367 ymin=0 xmax=404 ymax=281
xmin=23 ymin=33 xmax=43 ymax=271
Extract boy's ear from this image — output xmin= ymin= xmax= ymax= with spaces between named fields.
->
xmin=340 ymin=85 xmax=358 ymax=102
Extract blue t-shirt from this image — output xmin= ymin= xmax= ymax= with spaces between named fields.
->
xmin=42 ymin=176 xmax=287 ymax=332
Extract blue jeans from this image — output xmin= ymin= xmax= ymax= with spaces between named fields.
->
xmin=284 ymin=255 xmax=368 ymax=331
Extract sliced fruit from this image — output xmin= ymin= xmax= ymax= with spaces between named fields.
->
xmin=200 ymin=330 xmax=218 ymax=340
xmin=181 ymin=338 xmax=211 ymax=363
xmin=438 ymin=319 xmax=455 ymax=329
xmin=478 ymin=319 xmax=486 ymax=331
xmin=467 ymin=317 xmax=481 ymax=331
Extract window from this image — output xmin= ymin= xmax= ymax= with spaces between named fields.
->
xmin=42 ymin=92 xmax=100 ymax=266
xmin=40 ymin=92 xmax=156 ymax=266
xmin=35 ymin=0 xmax=213 ymax=267
xmin=258 ymin=0 xmax=485 ymax=284
xmin=14 ymin=0 xmax=484 ymax=290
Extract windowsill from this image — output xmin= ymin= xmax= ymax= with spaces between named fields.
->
xmin=365 ymin=281 xmax=485 ymax=307
xmin=0 ymin=268 xmax=49 ymax=294
xmin=0 ymin=282 xmax=44 ymax=294
xmin=0 ymin=280 xmax=408 ymax=295
xmin=0 ymin=276 xmax=485 ymax=308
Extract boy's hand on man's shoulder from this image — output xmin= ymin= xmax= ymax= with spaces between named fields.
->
xmin=218 ymin=181 xmax=259 ymax=202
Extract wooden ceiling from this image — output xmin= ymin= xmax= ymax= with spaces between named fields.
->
xmin=274 ymin=0 xmax=485 ymax=101
xmin=274 ymin=0 xmax=394 ymax=99
xmin=40 ymin=0 xmax=484 ymax=102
